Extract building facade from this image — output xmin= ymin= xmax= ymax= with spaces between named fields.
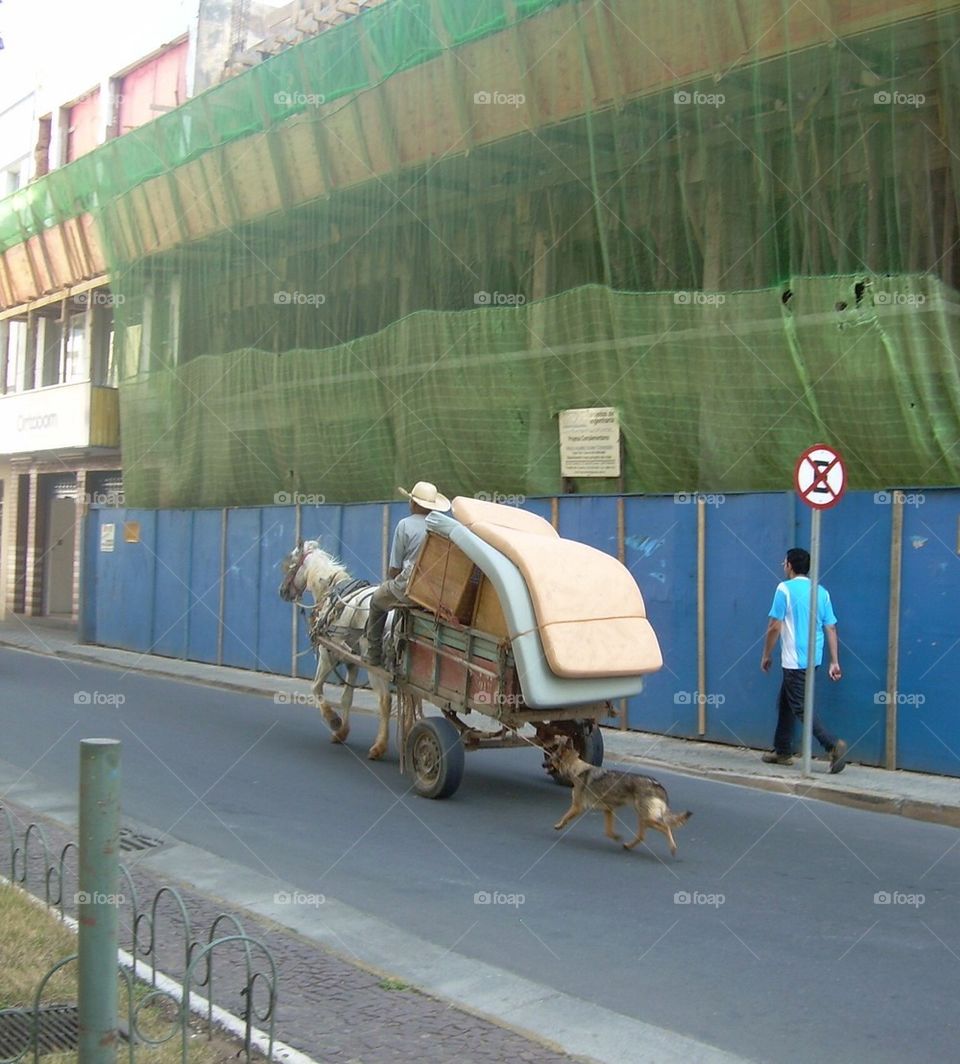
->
xmin=1 ymin=0 xmax=959 ymax=613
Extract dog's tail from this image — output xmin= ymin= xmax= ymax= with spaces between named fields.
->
xmin=665 ymin=810 xmax=692 ymax=828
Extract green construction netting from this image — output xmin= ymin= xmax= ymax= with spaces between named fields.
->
xmin=0 ymin=0 xmax=570 ymax=251
xmin=9 ymin=0 xmax=960 ymax=505
xmin=119 ymin=273 xmax=960 ymax=508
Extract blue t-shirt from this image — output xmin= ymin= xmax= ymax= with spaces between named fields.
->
xmin=769 ymin=577 xmax=837 ymax=669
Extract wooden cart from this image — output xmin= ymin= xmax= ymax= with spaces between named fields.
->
xmin=392 ymin=608 xmax=607 ymax=798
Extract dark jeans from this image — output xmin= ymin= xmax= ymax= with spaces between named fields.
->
xmin=773 ymin=668 xmax=837 ymax=755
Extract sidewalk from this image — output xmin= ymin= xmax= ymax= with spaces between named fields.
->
xmin=2 ymin=615 xmax=959 ymax=831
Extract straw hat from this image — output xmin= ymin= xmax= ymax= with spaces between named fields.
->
xmin=399 ymin=481 xmax=451 ymax=512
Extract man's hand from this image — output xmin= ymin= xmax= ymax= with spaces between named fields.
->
xmin=761 ymin=617 xmax=781 ymax=673
xmin=825 ymin=626 xmax=841 ymax=681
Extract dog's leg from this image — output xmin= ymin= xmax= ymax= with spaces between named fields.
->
xmin=557 ymin=795 xmax=587 ymax=825
xmin=603 ymin=809 xmax=622 ymax=842
xmin=623 ymin=812 xmax=647 ymax=850
xmin=554 ymin=800 xmax=584 ymax=831
xmin=367 ymin=678 xmax=391 ymax=760
xmin=649 ymin=818 xmax=678 ymax=856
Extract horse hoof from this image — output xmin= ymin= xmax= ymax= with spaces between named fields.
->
xmin=331 ymin=727 xmax=350 ymax=744
xmin=326 ymin=713 xmax=343 ymax=730
xmin=367 ymin=744 xmax=386 ymax=760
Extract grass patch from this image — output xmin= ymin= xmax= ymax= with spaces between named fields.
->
xmin=378 ymin=977 xmax=410 ymax=991
xmin=0 ymin=883 xmax=266 ymax=1062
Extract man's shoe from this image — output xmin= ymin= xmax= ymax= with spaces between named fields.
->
xmin=829 ymin=739 xmax=848 ymax=774
xmin=761 ymin=751 xmax=794 ymax=765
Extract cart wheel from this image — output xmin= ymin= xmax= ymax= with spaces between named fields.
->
xmin=406 ymin=717 xmax=465 ymax=799
xmin=546 ymin=721 xmax=604 ymax=784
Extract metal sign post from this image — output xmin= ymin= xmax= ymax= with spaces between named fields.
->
xmin=793 ymin=444 xmax=846 ymax=778
xmin=801 ymin=511 xmax=821 ymax=776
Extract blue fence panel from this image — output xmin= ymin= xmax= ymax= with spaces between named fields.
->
xmin=794 ymin=494 xmax=893 ymax=767
xmin=817 ymin=492 xmax=891 ymax=766
xmin=95 ymin=509 xmax=157 ymax=653
xmin=222 ymin=509 xmax=263 ymax=669
xmin=703 ymin=493 xmax=792 ymax=749
xmin=151 ymin=510 xmax=193 ymax=659
xmin=187 ymin=510 xmax=222 ymax=664
xmin=623 ymin=496 xmax=698 ymax=736
xmin=341 ymin=503 xmax=386 ymax=583
xmin=258 ymin=506 xmax=301 ymax=676
xmin=897 ymin=490 xmax=960 ymax=776
xmin=300 ymin=503 xmax=344 ymax=560
xmin=557 ymin=496 xmax=619 ymax=554
xmin=92 ymin=509 xmax=123 ymax=648
xmin=521 ymin=497 xmax=553 ymax=525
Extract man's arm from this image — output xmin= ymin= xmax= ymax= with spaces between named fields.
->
xmin=760 ymin=618 xmax=781 ymax=672
xmin=825 ymin=623 xmax=841 ymax=680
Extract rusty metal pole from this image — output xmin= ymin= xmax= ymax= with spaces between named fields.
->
xmin=77 ymin=738 xmax=121 ymax=1062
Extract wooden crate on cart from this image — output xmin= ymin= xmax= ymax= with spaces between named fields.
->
xmin=405 ymin=533 xmax=480 ymax=623
xmin=471 ymin=576 xmax=508 ymax=640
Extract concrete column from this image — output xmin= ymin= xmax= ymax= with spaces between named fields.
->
xmin=23 ymin=470 xmax=42 ymax=615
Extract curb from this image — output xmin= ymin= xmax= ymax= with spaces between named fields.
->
xmin=607 ymin=751 xmax=960 ymax=831
xmin=0 ymin=637 xmax=299 ymax=702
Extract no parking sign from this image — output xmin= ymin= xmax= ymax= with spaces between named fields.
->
xmin=794 ymin=444 xmax=846 ymax=510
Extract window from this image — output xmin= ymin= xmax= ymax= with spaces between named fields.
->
xmin=63 ymin=312 xmax=87 ymax=382
xmin=3 ymin=320 xmax=27 ymax=392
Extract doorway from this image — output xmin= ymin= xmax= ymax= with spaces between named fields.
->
xmin=43 ymin=475 xmax=77 ymax=616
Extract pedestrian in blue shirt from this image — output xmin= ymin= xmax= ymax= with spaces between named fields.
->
xmin=760 ymin=548 xmax=848 ymax=772
xmin=363 ymin=481 xmax=451 ymax=668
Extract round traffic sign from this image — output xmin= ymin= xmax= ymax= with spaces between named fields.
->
xmin=794 ymin=444 xmax=846 ymax=510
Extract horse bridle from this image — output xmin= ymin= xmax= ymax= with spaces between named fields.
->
xmin=281 ymin=544 xmax=315 ymax=603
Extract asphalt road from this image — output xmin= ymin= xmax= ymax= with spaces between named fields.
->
xmin=2 ymin=647 xmax=958 ymax=1064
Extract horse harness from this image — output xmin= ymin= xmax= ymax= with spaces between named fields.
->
xmin=307 ymin=576 xmax=373 ymax=655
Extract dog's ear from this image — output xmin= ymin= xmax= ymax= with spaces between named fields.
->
xmin=543 ymin=735 xmax=571 ymax=758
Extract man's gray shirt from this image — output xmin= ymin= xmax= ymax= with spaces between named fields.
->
xmin=390 ymin=513 xmax=428 ymax=588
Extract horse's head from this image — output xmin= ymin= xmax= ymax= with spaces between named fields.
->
xmin=279 ymin=540 xmax=343 ymax=602
xmin=279 ymin=539 xmax=317 ymax=602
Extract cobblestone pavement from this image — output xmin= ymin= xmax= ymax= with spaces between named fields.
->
xmin=1 ymin=796 xmax=581 ymax=1064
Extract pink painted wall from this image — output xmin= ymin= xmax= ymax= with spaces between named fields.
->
xmin=116 ymin=38 xmax=188 ymax=135
xmin=66 ymin=89 xmax=101 ymax=162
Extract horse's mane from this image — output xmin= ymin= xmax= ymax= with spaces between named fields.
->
xmin=301 ymin=540 xmax=350 ymax=598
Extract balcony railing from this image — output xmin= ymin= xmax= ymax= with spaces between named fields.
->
xmin=0 ymin=381 xmax=119 ymax=454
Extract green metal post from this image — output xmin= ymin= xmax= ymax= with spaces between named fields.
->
xmin=77 ymin=738 xmax=121 ymax=1062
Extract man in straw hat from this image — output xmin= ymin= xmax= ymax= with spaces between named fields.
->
xmin=363 ymin=481 xmax=451 ymax=668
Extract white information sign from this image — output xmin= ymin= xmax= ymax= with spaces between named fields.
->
xmin=100 ymin=524 xmax=116 ymax=553
xmin=559 ymin=407 xmax=621 ymax=477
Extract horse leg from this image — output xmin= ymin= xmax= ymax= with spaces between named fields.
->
xmin=367 ymin=676 xmax=392 ymax=760
xmin=312 ymin=650 xmax=348 ymax=742
xmin=334 ymin=662 xmax=359 ymax=744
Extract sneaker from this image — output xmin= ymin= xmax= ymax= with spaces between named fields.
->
xmin=761 ymin=751 xmax=794 ymax=765
xmin=829 ymin=739 xmax=848 ymax=774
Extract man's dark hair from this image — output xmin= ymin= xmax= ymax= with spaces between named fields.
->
xmin=786 ymin=547 xmax=810 ymax=575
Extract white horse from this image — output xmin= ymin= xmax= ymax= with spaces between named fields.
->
xmin=279 ymin=540 xmax=394 ymax=760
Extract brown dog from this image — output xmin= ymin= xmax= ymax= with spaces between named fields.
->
xmin=547 ymin=738 xmax=692 ymax=855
